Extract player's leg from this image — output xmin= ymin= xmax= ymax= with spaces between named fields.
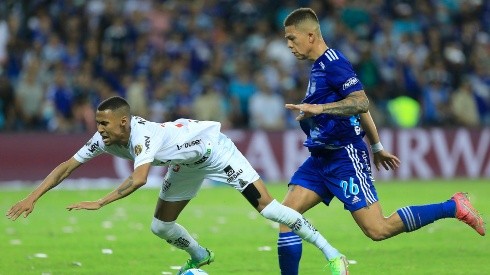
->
xmin=277 ymin=184 xmax=336 ymax=275
xmin=340 ymin=142 xmax=485 ymax=239
xmin=151 ymin=166 xmax=214 ymax=274
xmin=351 ymin=193 xmax=485 ymax=240
xmin=208 ymin=134 xmax=346 ymax=273
xmin=243 ymin=179 xmax=344 ymax=271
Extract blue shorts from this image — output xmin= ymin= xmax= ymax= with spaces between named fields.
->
xmin=290 ymin=141 xmax=378 ymax=212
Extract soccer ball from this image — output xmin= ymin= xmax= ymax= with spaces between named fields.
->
xmin=181 ymin=269 xmax=209 ymax=275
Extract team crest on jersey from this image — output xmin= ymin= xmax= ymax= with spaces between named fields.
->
xmin=134 ymin=144 xmax=143 ymax=156
xmin=342 ymin=77 xmax=359 ymax=90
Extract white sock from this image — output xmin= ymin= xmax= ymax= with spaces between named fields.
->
xmin=151 ymin=218 xmax=208 ymax=260
xmin=260 ymin=200 xmax=340 ymax=260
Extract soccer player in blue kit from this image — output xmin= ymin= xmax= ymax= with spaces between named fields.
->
xmin=277 ymin=7 xmax=486 ymax=275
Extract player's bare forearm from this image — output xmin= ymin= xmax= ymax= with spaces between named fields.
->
xmin=7 ymin=158 xmax=82 ymax=220
xmin=31 ymin=164 xmax=71 ymax=199
xmin=359 ymin=111 xmax=380 ymax=145
xmin=67 ymin=176 xmax=143 ymax=211
xmin=285 ymin=91 xmax=369 ymax=120
xmin=94 ymin=163 xmax=150 ymax=207
xmin=321 ymin=90 xmax=369 ymax=116
xmin=96 ymin=175 xmax=145 ymax=207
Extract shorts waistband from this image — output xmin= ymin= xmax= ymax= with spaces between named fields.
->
xmin=308 ymin=145 xmax=344 ymax=156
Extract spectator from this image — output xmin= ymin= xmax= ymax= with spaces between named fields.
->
xmin=14 ymin=58 xmax=45 ymax=130
xmin=125 ymin=74 xmax=149 ymax=118
xmin=45 ymin=68 xmax=74 ymax=132
xmin=193 ymin=84 xmax=230 ymax=128
xmin=0 ymin=74 xmax=15 ymax=130
xmin=0 ymin=0 xmax=488 ymax=131
xmin=420 ymin=64 xmax=452 ymax=126
xmin=451 ymin=78 xmax=480 ymax=127
xmin=248 ymin=73 xmax=285 ymax=130
xmin=42 ymin=34 xmax=66 ymax=68
xmin=228 ymin=62 xmax=256 ymax=127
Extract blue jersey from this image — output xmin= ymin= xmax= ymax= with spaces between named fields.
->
xmin=300 ymin=48 xmax=365 ymax=149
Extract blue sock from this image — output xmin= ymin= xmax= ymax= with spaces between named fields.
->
xmin=278 ymin=232 xmax=302 ymax=275
xmin=397 ymin=200 xmax=456 ymax=232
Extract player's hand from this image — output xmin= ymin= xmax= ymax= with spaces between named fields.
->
xmin=372 ymin=150 xmax=400 ymax=171
xmin=285 ymin=103 xmax=323 ymax=120
xmin=67 ymin=201 xmax=102 ymax=211
xmin=6 ymin=198 xmax=36 ymax=220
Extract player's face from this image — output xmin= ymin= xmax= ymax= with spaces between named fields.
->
xmin=95 ymin=109 xmax=128 ymax=146
xmin=284 ymin=25 xmax=311 ymax=60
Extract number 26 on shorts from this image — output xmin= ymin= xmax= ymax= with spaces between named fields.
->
xmin=340 ymin=177 xmax=359 ymax=198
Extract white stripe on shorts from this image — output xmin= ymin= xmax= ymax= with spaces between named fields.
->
xmin=345 ymin=144 xmax=375 ymax=204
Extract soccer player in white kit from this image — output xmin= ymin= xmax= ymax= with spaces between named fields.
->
xmin=6 ymin=96 xmax=345 ymax=274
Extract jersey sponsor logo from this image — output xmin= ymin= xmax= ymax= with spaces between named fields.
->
xmin=224 ymin=165 xmax=235 ymax=176
xmin=85 ymin=139 xmax=92 ymax=146
xmin=134 ymin=144 xmax=143 ymax=156
xmin=324 ymin=49 xmax=339 ymax=61
xmin=161 ymin=179 xmax=171 ymax=193
xmin=144 ymin=136 xmax=150 ymax=151
xmin=224 ymin=165 xmax=243 ymax=183
xmin=136 ymin=117 xmax=146 ymax=125
xmin=342 ymin=77 xmax=359 ymax=90
xmin=87 ymin=141 xmax=99 ymax=153
xmin=176 ymin=139 xmax=202 ymax=150
xmin=193 ymin=155 xmax=208 ymax=165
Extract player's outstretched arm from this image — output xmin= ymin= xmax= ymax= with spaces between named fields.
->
xmin=359 ymin=111 xmax=400 ymax=171
xmin=285 ymin=90 xmax=369 ymax=120
xmin=67 ymin=163 xmax=151 ymax=211
xmin=6 ymin=157 xmax=83 ymax=220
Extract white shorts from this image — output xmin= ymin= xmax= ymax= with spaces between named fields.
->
xmin=159 ymin=133 xmax=260 ymax=201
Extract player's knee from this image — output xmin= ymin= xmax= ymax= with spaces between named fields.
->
xmin=150 ymin=217 xmax=176 ymax=239
xmin=363 ymin=227 xmax=390 ymax=241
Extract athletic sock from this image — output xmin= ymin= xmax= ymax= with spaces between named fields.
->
xmin=397 ymin=200 xmax=456 ymax=232
xmin=261 ymin=200 xmax=340 ymax=259
xmin=278 ymin=232 xmax=302 ymax=275
xmin=151 ymin=218 xmax=207 ymax=260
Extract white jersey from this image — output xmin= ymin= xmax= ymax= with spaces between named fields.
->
xmin=74 ymin=117 xmax=221 ymax=169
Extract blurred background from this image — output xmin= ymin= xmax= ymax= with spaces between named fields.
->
xmin=0 ymin=0 xmax=489 ymax=184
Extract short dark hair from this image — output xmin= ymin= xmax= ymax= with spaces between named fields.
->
xmin=97 ymin=96 xmax=130 ymax=113
xmin=284 ymin=8 xmax=319 ymax=27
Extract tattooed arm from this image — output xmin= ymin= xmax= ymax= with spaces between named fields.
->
xmin=67 ymin=163 xmax=151 ymax=211
xmin=285 ymin=90 xmax=369 ymax=120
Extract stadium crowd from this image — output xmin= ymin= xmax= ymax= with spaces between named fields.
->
xmin=0 ymin=0 xmax=488 ymax=133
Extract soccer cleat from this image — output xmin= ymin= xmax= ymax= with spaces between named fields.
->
xmin=177 ymin=249 xmax=215 ymax=275
xmin=451 ymin=192 xmax=486 ymax=236
xmin=327 ymin=255 xmax=349 ymax=275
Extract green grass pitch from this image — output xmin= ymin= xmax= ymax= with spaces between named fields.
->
xmin=1 ymin=179 xmax=488 ymax=274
